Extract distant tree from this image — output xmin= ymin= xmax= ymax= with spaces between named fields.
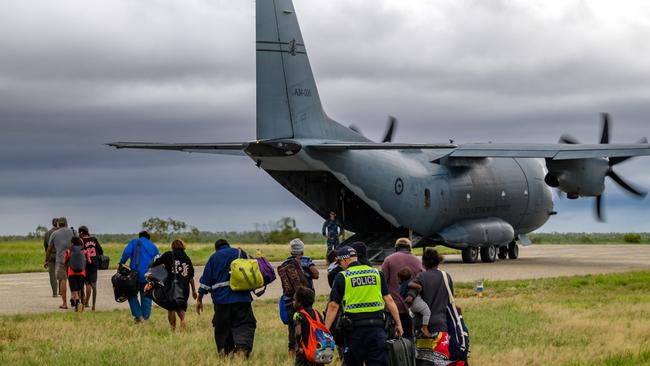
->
xmin=141 ymin=217 xmax=187 ymax=241
xmin=268 ymin=217 xmax=302 ymax=244
xmin=29 ymin=225 xmax=48 ymax=239
xmin=623 ymin=233 xmax=642 ymax=244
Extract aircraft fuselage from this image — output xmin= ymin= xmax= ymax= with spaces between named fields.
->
xmin=249 ymin=140 xmax=554 ymax=244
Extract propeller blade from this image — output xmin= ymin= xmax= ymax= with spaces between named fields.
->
xmin=349 ymin=125 xmax=363 ymax=135
xmin=382 ymin=116 xmax=397 ymax=143
xmin=600 ymin=113 xmax=610 ymax=144
xmin=595 ymin=195 xmax=605 ymax=222
xmin=608 ymin=138 xmax=646 ymax=166
xmin=608 ymin=170 xmax=648 ymax=197
xmin=559 ymin=134 xmax=580 ymax=144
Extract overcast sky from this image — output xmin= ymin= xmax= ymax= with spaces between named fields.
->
xmin=1 ymin=0 xmax=649 ymax=236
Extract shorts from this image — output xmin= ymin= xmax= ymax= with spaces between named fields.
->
xmin=55 ymin=262 xmax=68 ymax=281
xmin=85 ymin=265 xmax=98 ymax=284
xmin=69 ymin=275 xmax=85 ymax=292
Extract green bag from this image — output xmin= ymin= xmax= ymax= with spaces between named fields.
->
xmin=229 ymin=249 xmax=265 ymax=291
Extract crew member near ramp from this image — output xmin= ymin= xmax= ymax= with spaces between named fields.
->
xmin=197 ymin=239 xmax=256 ymax=358
xmin=325 ymin=246 xmax=403 ymax=366
xmin=322 ymin=212 xmax=343 ymax=251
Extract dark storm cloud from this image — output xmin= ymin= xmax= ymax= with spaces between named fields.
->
xmin=1 ymin=0 xmax=649 ymax=234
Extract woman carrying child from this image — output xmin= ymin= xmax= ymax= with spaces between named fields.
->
xmin=405 ymin=249 xmax=456 ymax=366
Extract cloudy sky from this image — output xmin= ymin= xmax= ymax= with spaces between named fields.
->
xmin=1 ymin=0 xmax=649 ymax=235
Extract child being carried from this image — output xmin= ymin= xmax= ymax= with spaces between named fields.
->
xmin=398 ymin=268 xmax=432 ymax=337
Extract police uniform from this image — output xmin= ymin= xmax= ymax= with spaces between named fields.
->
xmin=330 ymin=258 xmax=390 ymax=366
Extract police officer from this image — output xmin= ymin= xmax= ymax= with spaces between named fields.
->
xmin=325 ymin=246 xmax=403 ymax=366
xmin=322 ymin=211 xmax=343 ymax=252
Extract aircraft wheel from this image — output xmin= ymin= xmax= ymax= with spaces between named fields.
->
xmin=480 ymin=245 xmax=497 ymax=263
xmin=508 ymin=242 xmax=519 ymax=259
xmin=461 ymin=247 xmax=479 ymax=263
xmin=497 ymin=246 xmax=508 ymax=260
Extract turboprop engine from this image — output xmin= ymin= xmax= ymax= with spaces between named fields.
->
xmin=545 ymin=113 xmax=647 ymax=221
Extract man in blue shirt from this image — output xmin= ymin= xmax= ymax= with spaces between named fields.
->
xmin=197 ymin=239 xmax=256 ymax=357
xmin=119 ymin=231 xmax=159 ymax=322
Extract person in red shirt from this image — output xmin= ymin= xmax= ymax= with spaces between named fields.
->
xmin=64 ymin=237 xmax=91 ymax=312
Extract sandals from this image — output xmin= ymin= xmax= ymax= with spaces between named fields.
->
xmin=59 ymin=305 xmax=68 ymax=310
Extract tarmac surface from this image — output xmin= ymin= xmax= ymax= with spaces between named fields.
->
xmin=1 ymin=244 xmax=649 ymax=315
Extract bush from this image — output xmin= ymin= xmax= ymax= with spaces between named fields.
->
xmin=579 ymin=235 xmax=593 ymax=244
xmin=623 ymin=233 xmax=642 ymax=244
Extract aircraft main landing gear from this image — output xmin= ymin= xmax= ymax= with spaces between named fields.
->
xmin=497 ymin=246 xmax=508 ymax=260
xmin=480 ymin=245 xmax=497 ymax=263
xmin=508 ymin=241 xmax=519 ymax=259
xmin=461 ymin=247 xmax=479 ymax=263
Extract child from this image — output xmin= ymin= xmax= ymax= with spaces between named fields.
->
xmin=292 ymin=287 xmax=335 ymax=366
xmin=293 ymin=287 xmax=318 ymax=366
xmin=64 ymin=237 xmax=91 ymax=312
xmin=397 ymin=268 xmax=432 ymax=337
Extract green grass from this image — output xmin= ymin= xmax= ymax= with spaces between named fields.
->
xmin=2 ymin=271 xmax=650 ymax=365
xmin=0 ymin=240 xmax=459 ymax=274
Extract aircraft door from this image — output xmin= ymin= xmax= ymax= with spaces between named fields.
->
xmin=430 ymin=175 xmax=450 ymax=230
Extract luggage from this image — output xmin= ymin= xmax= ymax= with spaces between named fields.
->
xmin=69 ymin=245 xmax=86 ymax=273
xmin=229 ymin=249 xmax=265 ymax=292
xmin=299 ymin=309 xmax=336 ymax=364
xmin=111 ymin=240 xmax=141 ymax=303
xmin=386 ymin=337 xmax=416 ymax=366
xmin=257 ymin=256 xmax=276 ymax=285
xmin=441 ymin=270 xmax=470 ymax=361
xmin=152 ymin=276 xmax=186 ymax=311
xmin=277 ymin=258 xmax=309 ymax=297
xmin=97 ymin=255 xmax=110 ymax=270
xmin=111 ymin=266 xmax=138 ymax=302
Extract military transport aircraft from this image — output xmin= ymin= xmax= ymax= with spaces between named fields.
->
xmin=109 ymin=0 xmax=650 ymax=263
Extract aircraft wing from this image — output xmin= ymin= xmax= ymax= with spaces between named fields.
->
xmin=107 ymin=142 xmax=247 ymax=155
xmin=308 ymin=142 xmax=650 ymax=160
xmin=447 ymin=143 xmax=650 ymax=160
xmin=308 ymin=143 xmax=457 ymax=150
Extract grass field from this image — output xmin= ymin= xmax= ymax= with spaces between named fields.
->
xmin=2 ymin=271 xmax=650 ymax=365
xmin=0 ymin=240 xmax=459 ymax=274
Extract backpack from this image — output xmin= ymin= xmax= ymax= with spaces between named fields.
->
xmin=229 ymin=249 xmax=265 ymax=292
xmin=279 ymin=295 xmax=289 ymax=325
xmin=441 ymin=270 xmax=470 ymax=361
xmin=69 ymin=245 xmax=86 ymax=273
xmin=277 ymin=258 xmax=309 ymax=297
xmin=299 ymin=309 xmax=336 ymax=364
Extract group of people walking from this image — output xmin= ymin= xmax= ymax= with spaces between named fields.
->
xmin=42 ymin=217 xmax=465 ymax=365
xmin=44 ymin=217 xmax=103 ymax=311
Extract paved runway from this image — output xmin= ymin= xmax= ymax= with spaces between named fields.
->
xmin=1 ymin=244 xmax=649 ymax=315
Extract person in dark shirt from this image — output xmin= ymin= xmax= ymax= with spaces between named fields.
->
xmin=79 ymin=226 xmax=103 ymax=311
xmin=406 ymin=248 xmax=455 ymax=365
xmin=326 ymin=250 xmax=343 ymax=288
xmin=322 ymin=212 xmax=343 ymax=251
xmin=282 ymin=239 xmax=319 ymax=357
xmin=293 ymin=287 xmax=319 ymax=366
xmin=151 ymin=239 xmax=197 ymax=330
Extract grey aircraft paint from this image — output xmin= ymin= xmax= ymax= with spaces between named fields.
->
xmin=110 ymin=0 xmax=649 ymax=263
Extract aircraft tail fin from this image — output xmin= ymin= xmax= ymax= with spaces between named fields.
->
xmin=256 ymin=0 xmax=365 ymax=142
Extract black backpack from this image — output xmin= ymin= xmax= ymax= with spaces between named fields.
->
xmin=69 ymin=245 xmax=86 ymax=273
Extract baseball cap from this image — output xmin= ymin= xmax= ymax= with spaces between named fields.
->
xmin=337 ymin=246 xmax=357 ymax=259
